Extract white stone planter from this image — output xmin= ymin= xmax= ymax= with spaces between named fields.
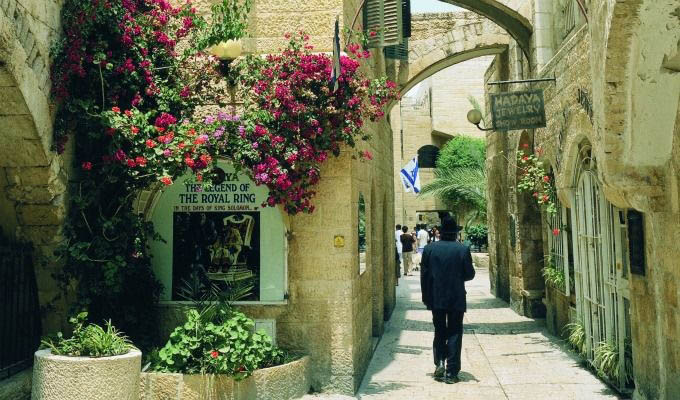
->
xmin=31 ymin=349 xmax=141 ymax=400
xmin=140 ymin=356 xmax=310 ymax=400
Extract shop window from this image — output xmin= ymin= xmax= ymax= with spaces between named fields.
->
xmin=149 ymin=161 xmax=287 ymax=303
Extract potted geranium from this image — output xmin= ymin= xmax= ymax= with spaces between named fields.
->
xmin=32 ymin=312 xmax=141 ymax=400
xmin=198 ymin=0 xmax=252 ymax=60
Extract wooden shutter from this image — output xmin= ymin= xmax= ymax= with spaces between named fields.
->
xmin=364 ymin=0 xmax=402 ymax=48
xmin=385 ymin=0 xmax=410 ymax=60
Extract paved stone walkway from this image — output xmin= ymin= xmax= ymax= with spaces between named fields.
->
xmin=304 ymin=265 xmax=622 ymax=400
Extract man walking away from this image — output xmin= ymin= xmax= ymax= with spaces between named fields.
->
xmin=395 ymin=224 xmax=403 ymax=265
xmin=420 ymin=217 xmax=475 ymax=384
xmin=400 ymin=226 xmax=415 ymax=276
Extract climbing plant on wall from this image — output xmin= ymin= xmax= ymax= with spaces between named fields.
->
xmin=51 ymin=0 xmax=396 ymax=344
xmin=516 ymin=144 xmax=557 ymax=215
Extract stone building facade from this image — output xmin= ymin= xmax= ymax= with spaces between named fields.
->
xmin=0 ymin=0 xmax=400 ymax=394
xmin=483 ymin=0 xmax=680 ymax=398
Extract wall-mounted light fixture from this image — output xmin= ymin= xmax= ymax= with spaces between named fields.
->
xmin=466 ymin=109 xmax=493 ymax=131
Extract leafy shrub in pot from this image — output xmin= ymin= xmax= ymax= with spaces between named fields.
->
xmin=152 ymin=301 xmax=287 ymax=379
xmin=40 ymin=312 xmax=132 ymax=357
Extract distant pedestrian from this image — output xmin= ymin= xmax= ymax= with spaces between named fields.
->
xmin=395 ymin=224 xmax=403 ymax=264
xmin=420 ymin=217 xmax=475 ymax=384
xmin=416 ymin=224 xmax=429 ymax=268
xmin=400 ymin=226 xmax=415 ymax=276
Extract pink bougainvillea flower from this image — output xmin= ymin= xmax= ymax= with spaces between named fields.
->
xmin=131 ymin=126 xmax=139 ymax=134
xmin=81 ymin=161 xmax=92 ymax=171
xmin=543 ymin=175 xmax=550 ymax=183
xmin=145 ymin=139 xmax=155 ymax=148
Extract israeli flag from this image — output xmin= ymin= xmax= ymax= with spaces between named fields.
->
xmin=400 ymin=157 xmax=420 ymax=193
xmin=330 ymin=16 xmax=342 ymax=92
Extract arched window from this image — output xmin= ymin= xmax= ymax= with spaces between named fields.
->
xmin=417 ymin=145 xmax=440 ymax=168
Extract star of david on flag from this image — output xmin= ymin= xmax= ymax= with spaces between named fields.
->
xmin=400 ymin=157 xmax=420 ymax=193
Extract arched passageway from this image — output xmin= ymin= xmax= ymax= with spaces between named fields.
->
xmin=438 ymin=0 xmax=532 ymax=53
xmin=401 ymin=17 xmax=509 ymax=94
xmin=1 ymin=0 xmax=67 ymax=331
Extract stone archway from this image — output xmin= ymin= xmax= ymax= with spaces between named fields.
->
xmin=437 ymin=0 xmax=532 ymax=53
xmin=1 ymin=0 xmax=66 ymax=330
xmin=400 ymin=17 xmax=510 ymax=94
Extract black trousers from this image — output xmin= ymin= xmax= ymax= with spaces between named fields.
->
xmin=432 ymin=310 xmax=464 ymax=374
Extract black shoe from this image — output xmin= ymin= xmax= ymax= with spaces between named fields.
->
xmin=434 ymin=362 xmax=445 ymax=380
xmin=442 ymin=373 xmax=459 ymax=384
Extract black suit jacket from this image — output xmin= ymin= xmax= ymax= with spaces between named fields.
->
xmin=420 ymin=240 xmax=475 ymax=312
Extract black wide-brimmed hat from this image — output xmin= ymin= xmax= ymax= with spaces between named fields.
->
xmin=441 ymin=216 xmax=463 ymax=234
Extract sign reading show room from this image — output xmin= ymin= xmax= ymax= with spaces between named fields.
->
xmin=149 ymin=162 xmax=287 ymax=303
xmin=490 ymin=89 xmax=546 ymax=131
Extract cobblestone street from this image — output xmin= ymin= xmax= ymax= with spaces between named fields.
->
xmin=305 ymin=264 xmax=621 ymax=400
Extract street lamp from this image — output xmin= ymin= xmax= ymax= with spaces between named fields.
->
xmin=466 ymin=109 xmax=493 ymax=131
xmin=210 ymin=39 xmax=242 ymax=83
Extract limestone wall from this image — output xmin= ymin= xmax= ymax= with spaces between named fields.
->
xmin=146 ymin=0 xmax=398 ymax=394
xmin=484 ymin=0 xmax=680 ymax=396
xmin=0 ymin=0 xmax=70 ymax=332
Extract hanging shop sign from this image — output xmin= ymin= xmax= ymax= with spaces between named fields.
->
xmin=149 ymin=162 xmax=287 ymax=303
xmin=490 ymin=89 xmax=546 ymax=131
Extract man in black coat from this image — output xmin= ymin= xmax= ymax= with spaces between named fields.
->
xmin=420 ymin=216 xmax=475 ymax=383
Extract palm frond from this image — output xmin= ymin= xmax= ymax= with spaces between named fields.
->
xmin=419 ymin=167 xmax=487 ymax=218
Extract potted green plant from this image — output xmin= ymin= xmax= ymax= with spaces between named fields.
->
xmin=199 ymin=0 xmax=253 ymax=60
xmin=32 ymin=312 xmax=141 ymax=400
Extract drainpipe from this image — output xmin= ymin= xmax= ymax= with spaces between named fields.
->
xmin=533 ymin=0 xmax=555 ymax=73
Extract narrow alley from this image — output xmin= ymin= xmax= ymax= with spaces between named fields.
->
xmin=307 ymin=261 xmax=621 ymax=400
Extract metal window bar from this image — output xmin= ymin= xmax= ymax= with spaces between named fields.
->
xmin=0 ymin=239 xmax=41 ymax=380
xmin=548 ymin=202 xmax=569 ymax=294
xmin=572 ymin=155 xmax=631 ymax=392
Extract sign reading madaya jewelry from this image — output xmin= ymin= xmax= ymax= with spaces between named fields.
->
xmin=149 ymin=162 xmax=287 ymax=303
xmin=490 ymin=89 xmax=546 ymax=131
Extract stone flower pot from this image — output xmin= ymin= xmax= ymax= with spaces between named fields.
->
xmin=31 ymin=348 xmax=142 ymax=400
xmin=140 ymin=355 xmax=311 ymax=400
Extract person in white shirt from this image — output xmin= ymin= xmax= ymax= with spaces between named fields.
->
xmin=417 ymin=225 xmax=429 ymax=262
xmin=395 ymin=224 xmax=403 ymax=264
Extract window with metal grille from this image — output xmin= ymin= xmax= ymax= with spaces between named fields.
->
xmin=548 ymin=201 xmax=571 ymax=295
xmin=363 ymin=0 xmax=403 ymax=48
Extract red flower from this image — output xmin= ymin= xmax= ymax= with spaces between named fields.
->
xmin=145 ymin=139 xmax=156 ymax=148
xmin=135 ymin=156 xmax=147 ymax=167
xmin=131 ymin=126 xmax=140 ymax=134
xmin=126 ymin=159 xmax=137 ymax=168
xmin=111 ymin=106 xmax=121 ymax=113
xmin=542 ymin=195 xmax=549 ymax=202
xmin=532 ymin=192 xmax=538 ymax=198
xmin=552 ymin=228 xmax=560 ymax=236
xmin=81 ymin=161 xmax=92 ymax=171
xmin=543 ymin=175 xmax=550 ymax=183
xmin=369 ymin=30 xmax=377 ymax=37
xmin=124 ymin=110 xmax=132 ymax=117
xmin=106 ymin=128 xmax=116 ymax=136
xmin=160 ymin=176 xmax=173 ymax=185
xmin=522 ymin=156 xmax=529 ymax=162
xmin=210 ymin=351 xmax=218 ymax=359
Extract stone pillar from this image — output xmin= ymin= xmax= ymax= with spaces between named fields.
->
xmin=533 ymin=0 xmax=555 ymax=72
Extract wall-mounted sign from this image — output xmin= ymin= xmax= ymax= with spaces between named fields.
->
xmin=490 ymin=89 xmax=546 ymax=131
xmin=150 ymin=162 xmax=287 ymax=303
